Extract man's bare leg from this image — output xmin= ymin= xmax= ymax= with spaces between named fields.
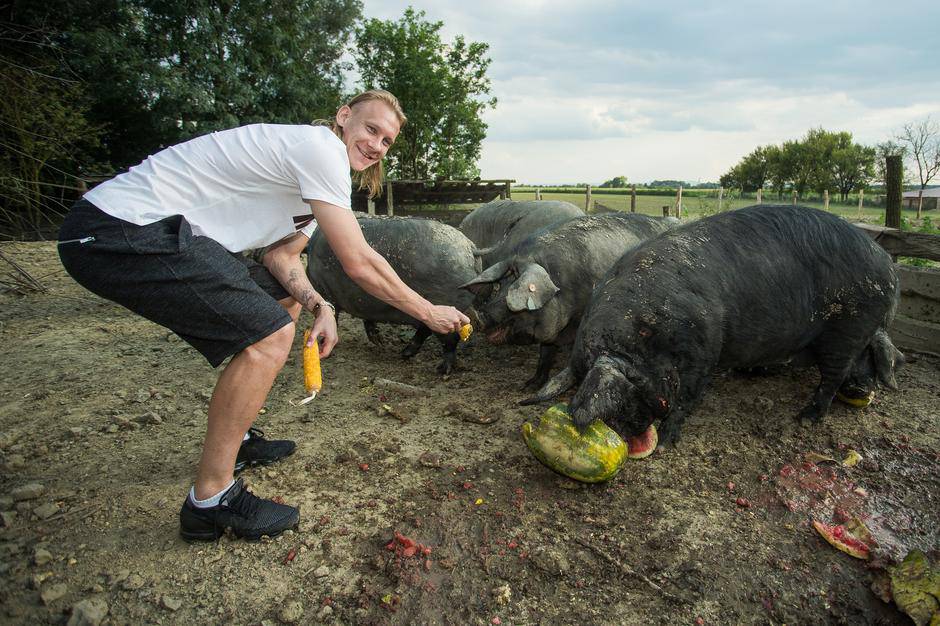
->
xmin=194 ymin=322 xmax=295 ymax=499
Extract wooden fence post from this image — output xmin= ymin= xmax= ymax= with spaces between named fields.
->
xmin=386 ymin=180 xmax=395 ymax=216
xmin=824 ymin=190 xmax=829 ymax=212
xmin=857 ymin=189 xmax=864 ymax=220
xmin=674 ymin=186 xmax=683 ymax=218
xmin=535 ymin=188 xmax=542 ymax=201
xmin=504 ymin=181 xmax=512 ymax=200
xmin=630 ymin=185 xmax=637 ymax=212
xmin=885 ymin=155 xmax=903 ymax=229
xmin=792 ymin=190 xmax=797 ymax=205
xmin=757 ymin=188 xmax=763 ymax=204
xmin=585 ymin=185 xmax=592 ymax=212
xmin=718 ymin=187 xmax=724 ymax=212
xmin=367 ymin=197 xmax=375 ymax=216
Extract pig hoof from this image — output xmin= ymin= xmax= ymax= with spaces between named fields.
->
xmin=796 ymin=406 xmax=823 ymax=424
xmin=521 ymin=376 xmax=548 ymax=392
xmin=436 ymin=361 xmax=456 ymax=376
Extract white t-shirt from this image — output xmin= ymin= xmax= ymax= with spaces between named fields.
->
xmin=84 ymin=124 xmax=352 ymax=252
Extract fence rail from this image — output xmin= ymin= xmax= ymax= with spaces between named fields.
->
xmin=856 ymin=224 xmax=940 ymax=355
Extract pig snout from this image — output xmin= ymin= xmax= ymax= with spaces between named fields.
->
xmin=486 ymin=326 xmax=510 ymax=345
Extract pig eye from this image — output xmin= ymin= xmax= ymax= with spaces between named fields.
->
xmin=492 ymin=283 xmax=501 ymax=294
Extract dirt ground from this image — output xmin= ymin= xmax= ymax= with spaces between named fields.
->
xmin=0 ymin=239 xmax=938 ymax=626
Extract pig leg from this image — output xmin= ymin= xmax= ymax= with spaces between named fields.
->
xmin=435 ymin=332 xmax=460 ymax=375
xmin=364 ymin=321 xmax=384 ymax=346
xmin=402 ymin=325 xmax=433 ymax=358
xmin=798 ymin=331 xmax=871 ymax=423
xmin=523 ymin=344 xmax=559 ymax=390
xmin=656 ymin=374 xmax=710 ymax=446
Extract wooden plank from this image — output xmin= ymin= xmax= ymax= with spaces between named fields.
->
xmin=898 ymin=265 xmax=940 ymax=301
xmin=854 ymin=223 xmax=940 ymax=261
xmin=899 ymin=296 xmax=940 ymax=325
xmin=897 ymin=265 xmax=940 ymax=324
xmin=889 ymin=314 xmax=940 ymax=357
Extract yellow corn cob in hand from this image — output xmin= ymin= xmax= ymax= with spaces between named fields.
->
xmin=300 ymin=328 xmax=322 ymax=405
xmin=459 ymin=323 xmax=473 ymax=342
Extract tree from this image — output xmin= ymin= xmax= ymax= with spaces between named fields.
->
xmin=18 ymin=0 xmax=361 ymax=170
xmin=830 ymin=137 xmax=875 ymax=202
xmin=0 ymin=7 xmax=105 ymax=237
xmin=353 ymin=8 xmax=495 ymax=180
xmin=724 ymin=128 xmax=874 ymax=203
xmin=600 ymin=176 xmax=629 ymax=188
xmin=719 ymin=146 xmax=772 ymax=192
xmin=898 ymin=117 xmax=940 ymax=219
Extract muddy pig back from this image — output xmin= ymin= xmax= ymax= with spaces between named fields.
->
xmin=458 ymin=199 xmax=584 ymax=268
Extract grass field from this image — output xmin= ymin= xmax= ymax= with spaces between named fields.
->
xmin=508 ymin=190 xmax=890 ymax=224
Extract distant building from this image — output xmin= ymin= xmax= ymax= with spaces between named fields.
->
xmin=902 ymin=188 xmax=940 ymax=210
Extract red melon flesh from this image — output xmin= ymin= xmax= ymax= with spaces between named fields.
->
xmin=812 ymin=520 xmax=871 ymax=559
xmin=626 ymin=425 xmax=658 ymax=459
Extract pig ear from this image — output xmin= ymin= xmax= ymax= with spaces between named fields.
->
xmin=519 ymin=365 xmax=575 ymax=405
xmin=505 ymin=264 xmax=559 ymax=312
xmin=459 ymin=260 xmax=511 ymax=295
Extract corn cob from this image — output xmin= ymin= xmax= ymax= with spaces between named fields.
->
xmin=458 ymin=324 xmax=473 ymax=342
xmin=300 ymin=328 xmax=321 ymax=405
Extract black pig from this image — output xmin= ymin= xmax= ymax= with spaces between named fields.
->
xmin=461 ymin=213 xmax=674 ymax=389
xmin=459 ymin=199 xmax=584 ymax=268
xmin=524 ymin=205 xmax=902 ymax=445
xmin=306 ymin=215 xmax=479 ymax=374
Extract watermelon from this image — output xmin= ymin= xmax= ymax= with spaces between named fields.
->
xmin=522 ymin=404 xmax=627 ymax=483
xmin=812 ymin=520 xmax=871 ymax=559
xmin=626 ymin=424 xmax=658 ymax=459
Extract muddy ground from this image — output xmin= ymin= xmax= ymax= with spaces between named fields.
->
xmin=0 ymin=239 xmax=938 ymax=626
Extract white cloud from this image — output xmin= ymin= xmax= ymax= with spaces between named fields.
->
xmin=358 ymin=0 xmax=940 ymax=183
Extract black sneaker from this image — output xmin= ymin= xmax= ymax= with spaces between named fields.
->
xmin=234 ymin=427 xmax=296 ymax=473
xmin=179 ymin=478 xmax=299 ymax=541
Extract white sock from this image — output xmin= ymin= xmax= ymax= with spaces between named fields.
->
xmin=189 ymin=480 xmax=236 ymax=509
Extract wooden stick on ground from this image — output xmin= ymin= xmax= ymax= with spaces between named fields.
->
xmin=575 ymin=538 xmax=691 ymax=604
xmin=0 ymin=249 xmax=46 ymax=293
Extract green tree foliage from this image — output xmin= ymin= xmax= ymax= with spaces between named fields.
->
xmin=830 ymin=137 xmax=875 ymax=202
xmin=353 ymin=8 xmax=495 ymax=180
xmin=2 ymin=0 xmax=360 ymax=236
xmin=721 ymin=128 xmax=876 ymax=201
xmin=14 ymin=0 xmax=360 ymax=171
xmin=718 ymin=145 xmax=773 ymax=192
xmin=600 ymin=175 xmax=629 ymax=188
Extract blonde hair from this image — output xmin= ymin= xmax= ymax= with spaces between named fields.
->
xmin=315 ymin=89 xmax=407 ymax=199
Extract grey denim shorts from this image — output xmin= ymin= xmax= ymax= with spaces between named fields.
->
xmin=58 ymin=199 xmax=293 ymax=367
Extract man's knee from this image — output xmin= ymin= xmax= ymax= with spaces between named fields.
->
xmin=243 ymin=322 xmax=295 ymax=368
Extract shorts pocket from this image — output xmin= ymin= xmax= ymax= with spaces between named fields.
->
xmin=123 ymin=214 xmax=194 ymax=255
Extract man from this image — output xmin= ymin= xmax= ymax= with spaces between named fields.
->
xmin=58 ymin=90 xmax=469 ymax=540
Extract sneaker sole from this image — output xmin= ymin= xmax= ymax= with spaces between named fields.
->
xmin=179 ymin=518 xmax=300 ymax=542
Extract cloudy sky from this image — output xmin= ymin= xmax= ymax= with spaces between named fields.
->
xmin=356 ymin=0 xmax=940 ymax=185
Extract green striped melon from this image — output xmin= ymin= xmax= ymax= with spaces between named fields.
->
xmin=522 ymin=403 xmax=627 ymax=483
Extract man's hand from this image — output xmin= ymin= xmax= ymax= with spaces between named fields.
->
xmin=423 ymin=305 xmax=470 ymax=335
xmin=307 ymin=305 xmax=338 ymax=358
